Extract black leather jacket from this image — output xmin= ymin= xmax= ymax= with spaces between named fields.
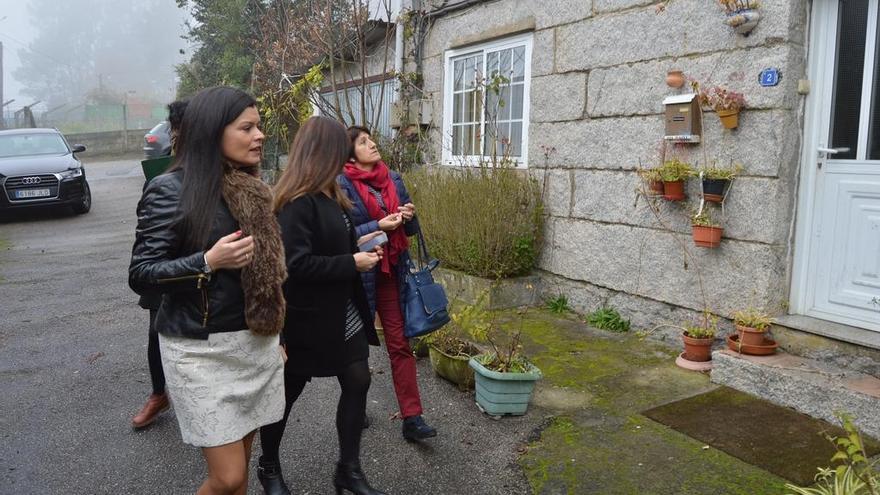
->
xmin=128 ymin=170 xmax=247 ymax=339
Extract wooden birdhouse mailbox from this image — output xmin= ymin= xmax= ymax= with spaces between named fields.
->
xmin=663 ymin=94 xmax=702 ymax=143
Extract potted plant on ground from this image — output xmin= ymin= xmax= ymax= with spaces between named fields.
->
xmin=692 ymin=210 xmax=723 ymax=248
xmin=637 ymin=166 xmax=665 ymax=196
xmin=732 ymin=307 xmax=772 ymax=346
xmin=659 ymin=158 xmax=695 ymax=201
xmin=681 ymin=313 xmax=718 ymax=363
xmin=468 ymin=318 xmax=542 ymax=416
xmin=424 ymin=295 xmax=487 ymax=391
xmin=699 ymin=84 xmax=746 ymax=129
xmin=700 ymin=162 xmax=743 ymax=202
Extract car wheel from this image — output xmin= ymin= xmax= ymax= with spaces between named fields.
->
xmin=73 ymin=181 xmax=91 ymax=214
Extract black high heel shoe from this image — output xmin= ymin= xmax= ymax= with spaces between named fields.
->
xmin=334 ymin=463 xmax=388 ymax=495
xmin=257 ymin=456 xmax=291 ymax=495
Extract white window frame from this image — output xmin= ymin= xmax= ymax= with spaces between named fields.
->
xmin=441 ymin=32 xmax=533 ymax=168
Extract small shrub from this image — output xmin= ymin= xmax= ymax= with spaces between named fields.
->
xmin=586 ymin=307 xmax=631 ymax=333
xmin=406 ymin=165 xmax=544 ymax=278
xmin=546 ymin=294 xmax=571 ymax=314
xmin=732 ymin=307 xmax=772 ymax=330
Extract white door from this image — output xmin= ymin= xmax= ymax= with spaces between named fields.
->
xmin=796 ymin=0 xmax=880 ymax=332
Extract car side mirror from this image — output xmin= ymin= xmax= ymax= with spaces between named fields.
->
xmin=71 ymin=144 xmax=87 ymax=153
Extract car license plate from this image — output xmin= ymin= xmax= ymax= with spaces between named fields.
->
xmin=16 ymin=188 xmax=51 ymax=199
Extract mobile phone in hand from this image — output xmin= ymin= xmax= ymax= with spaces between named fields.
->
xmin=359 ymin=231 xmax=388 ymax=252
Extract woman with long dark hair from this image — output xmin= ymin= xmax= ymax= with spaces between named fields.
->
xmin=129 ymin=86 xmax=287 ymax=495
xmin=256 ymin=116 xmax=387 ymax=495
xmin=338 ymin=126 xmax=436 ymax=442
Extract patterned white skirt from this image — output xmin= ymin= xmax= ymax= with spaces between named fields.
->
xmin=159 ymin=330 xmax=285 ymax=447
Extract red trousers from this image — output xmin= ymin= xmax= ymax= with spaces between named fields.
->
xmin=375 ymin=271 xmax=423 ymax=418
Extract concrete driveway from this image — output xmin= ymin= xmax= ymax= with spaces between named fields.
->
xmin=0 ymin=158 xmax=540 ymax=495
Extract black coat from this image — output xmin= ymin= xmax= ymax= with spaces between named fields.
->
xmin=278 ymin=193 xmax=378 ymax=377
xmin=128 ymin=170 xmax=247 ymax=339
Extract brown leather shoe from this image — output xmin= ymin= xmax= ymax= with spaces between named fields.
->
xmin=131 ymin=393 xmax=170 ymax=429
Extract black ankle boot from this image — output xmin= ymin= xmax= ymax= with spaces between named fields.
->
xmin=334 ymin=462 xmax=387 ymax=495
xmin=257 ymin=456 xmax=291 ymax=495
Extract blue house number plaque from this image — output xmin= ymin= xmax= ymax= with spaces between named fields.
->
xmin=759 ymin=67 xmax=780 ymax=87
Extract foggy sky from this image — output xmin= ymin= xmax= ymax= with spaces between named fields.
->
xmin=0 ymin=0 xmax=190 ymax=111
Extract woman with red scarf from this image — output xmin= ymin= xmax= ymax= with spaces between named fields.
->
xmin=338 ymin=126 xmax=437 ymax=442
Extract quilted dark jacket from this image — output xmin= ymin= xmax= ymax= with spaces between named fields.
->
xmin=337 ymin=171 xmax=420 ymax=315
xmin=128 ymin=170 xmax=247 ymax=339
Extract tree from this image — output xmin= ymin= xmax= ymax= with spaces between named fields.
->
xmin=175 ymin=0 xmax=265 ymax=97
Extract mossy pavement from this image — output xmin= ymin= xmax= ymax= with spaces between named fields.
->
xmin=500 ymin=309 xmax=790 ymax=495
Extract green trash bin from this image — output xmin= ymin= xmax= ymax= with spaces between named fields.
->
xmin=141 ymin=156 xmax=173 ymax=182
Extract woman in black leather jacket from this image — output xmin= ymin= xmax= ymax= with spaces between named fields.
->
xmin=128 ymin=86 xmax=287 ymax=495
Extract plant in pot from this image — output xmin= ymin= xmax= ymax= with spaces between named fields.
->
xmin=659 ymin=158 xmax=695 ymax=201
xmin=467 ymin=311 xmax=542 ymax=416
xmin=423 ymin=297 xmax=486 ymax=391
xmin=699 ymin=84 xmax=746 ymax=130
xmin=731 ymin=307 xmax=772 ymax=347
xmin=682 ymin=312 xmax=718 ymax=363
xmin=700 ymin=162 xmax=744 ymax=203
xmin=692 ymin=209 xmax=723 ymax=248
xmin=719 ymin=0 xmax=761 ymax=35
xmin=637 ymin=166 xmax=665 ymax=196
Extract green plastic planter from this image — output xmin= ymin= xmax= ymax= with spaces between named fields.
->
xmin=469 ymin=356 xmax=542 ymax=416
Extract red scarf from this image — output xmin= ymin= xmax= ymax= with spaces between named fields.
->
xmin=344 ymin=161 xmax=409 ymax=274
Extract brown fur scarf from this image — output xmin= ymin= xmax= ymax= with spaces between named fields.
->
xmin=222 ymin=169 xmax=287 ymax=336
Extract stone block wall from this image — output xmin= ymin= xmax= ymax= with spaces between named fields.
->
xmin=414 ymin=0 xmax=810 ymax=341
xmin=65 ymin=129 xmax=151 ymax=156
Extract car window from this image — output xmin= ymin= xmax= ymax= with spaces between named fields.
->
xmin=0 ymin=133 xmax=70 ymax=158
xmin=148 ymin=122 xmax=170 ymax=135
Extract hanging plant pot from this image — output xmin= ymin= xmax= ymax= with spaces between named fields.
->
xmin=724 ymin=9 xmax=761 ymax=35
xmin=717 ymin=109 xmax=740 ymax=129
xmin=663 ymin=180 xmax=686 ymax=201
xmin=649 ymin=180 xmax=665 ymax=196
xmin=665 ymin=70 xmax=685 ymax=89
xmin=692 ymin=225 xmax=723 ymax=248
xmin=682 ymin=332 xmax=714 ymax=362
xmin=702 ymin=178 xmax=729 ymax=203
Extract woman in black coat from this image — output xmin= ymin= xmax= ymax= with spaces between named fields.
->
xmin=256 ymin=116 xmax=388 ymax=495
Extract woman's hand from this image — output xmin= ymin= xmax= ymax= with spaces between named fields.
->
xmin=353 ymin=252 xmax=381 ymax=272
xmin=204 ymin=230 xmax=255 ymax=270
xmin=378 ymin=213 xmax=403 ymax=231
xmin=397 ymin=203 xmax=415 ymax=222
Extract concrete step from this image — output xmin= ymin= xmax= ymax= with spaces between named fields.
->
xmin=771 ymin=315 xmax=880 ymax=377
xmin=711 ymin=349 xmax=880 ymax=440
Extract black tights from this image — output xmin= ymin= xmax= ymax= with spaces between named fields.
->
xmin=260 ymin=359 xmax=371 ymax=468
xmin=147 ymin=310 xmax=165 ymax=395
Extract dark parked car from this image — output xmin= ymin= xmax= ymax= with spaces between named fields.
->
xmin=143 ymin=121 xmax=172 ymax=158
xmin=0 ymin=128 xmax=91 ymax=214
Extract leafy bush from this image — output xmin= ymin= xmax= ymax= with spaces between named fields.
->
xmin=406 ymin=166 xmax=544 ymax=278
xmin=586 ymin=307 xmax=631 ymax=333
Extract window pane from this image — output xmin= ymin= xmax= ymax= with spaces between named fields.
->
xmin=509 ymin=122 xmax=523 ymax=157
xmin=452 ymin=125 xmax=462 ymax=155
xmin=454 ymin=93 xmax=464 ymax=124
xmin=499 ymin=48 xmax=512 ymax=80
xmin=464 ymin=124 xmax=478 ymax=155
xmin=830 ymin=0 xmax=869 ymax=160
xmin=511 ymin=84 xmax=524 ymax=120
xmin=485 ymin=88 xmax=501 ymax=123
xmin=512 ymin=46 xmax=526 ymax=83
xmin=499 ymin=85 xmax=512 ymax=121
xmin=465 ymin=90 xmax=483 ymax=122
xmin=454 ymin=59 xmax=465 ymax=91
xmin=487 ymin=52 xmax=500 ymax=79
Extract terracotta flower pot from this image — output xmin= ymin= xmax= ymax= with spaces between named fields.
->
xmin=666 ymin=70 xmax=685 ymax=88
xmin=682 ymin=332 xmax=713 ymax=362
xmin=717 ymin=109 xmax=740 ymax=129
xmin=736 ymin=324 xmax=766 ymax=346
xmin=692 ymin=225 xmax=723 ymax=248
xmin=663 ymin=180 xmax=686 ymax=201
xmin=649 ymin=180 xmax=665 ymax=196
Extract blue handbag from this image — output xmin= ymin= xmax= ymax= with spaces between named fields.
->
xmin=402 ymin=229 xmax=450 ymax=338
